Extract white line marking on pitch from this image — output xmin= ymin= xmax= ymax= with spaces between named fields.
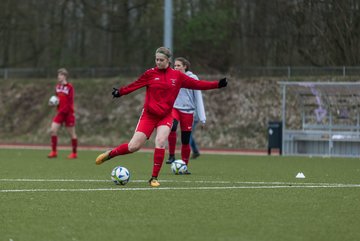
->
xmin=1 ymin=184 xmax=360 ymax=193
xmin=1 ymin=179 xmax=360 ymax=193
xmin=0 ymin=178 xmax=359 ymax=187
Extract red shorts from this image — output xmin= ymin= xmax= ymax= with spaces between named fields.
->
xmin=135 ymin=110 xmax=173 ymax=138
xmin=172 ymin=108 xmax=194 ymax=131
xmin=53 ymin=112 xmax=75 ymax=127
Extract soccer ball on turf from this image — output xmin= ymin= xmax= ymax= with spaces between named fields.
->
xmin=171 ymin=160 xmax=188 ymax=175
xmin=111 ymin=166 xmax=130 ymax=185
xmin=48 ymin=95 xmax=59 ymax=106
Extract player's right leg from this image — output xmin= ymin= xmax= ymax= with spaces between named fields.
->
xmin=95 ymin=150 xmax=112 ymax=165
xmin=95 ymin=132 xmax=147 ymax=165
xmin=166 ymin=119 xmax=178 ymax=164
xmin=48 ymin=121 xmax=61 ymax=158
xmin=96 ymin=110 xmax=152 ymax=165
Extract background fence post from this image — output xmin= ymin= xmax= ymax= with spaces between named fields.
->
xmin=287 ymin=66 xmax=291 ymax=78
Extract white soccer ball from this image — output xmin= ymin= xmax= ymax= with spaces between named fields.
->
xmin=111 ymin=166 xmax=130 ymax=185
xmin=171 ymin=160 xmax=188 ymax=175
xmin=48 ymin=95 xmax=59 ymax=106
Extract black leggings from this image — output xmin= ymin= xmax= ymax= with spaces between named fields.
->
xmin=171 ymin=119 xmax=191 ymax=145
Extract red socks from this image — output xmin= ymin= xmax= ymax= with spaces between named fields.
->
xmin=168 ymin=132 xmax=191 ymax=165
xmin=71 ymin=138 xmax=77 ymax=154
xmin=181 ymin=144 xmax=191 ymax=165
xmin=51 ymin=135 xmax=57 ymax=152
xmin=109 ymin=143 xmax=131 ymax=158
xmin=168 ymin=131 xmax=177 ymax=156
xmin=152 ymin=148 xmax=165 ymax=177
xmin=51 ymin=136 xmax=77 ymax=154
xmin=103 ymin=144 xmax=166 ymax=178
xmin=51 ymin=136 xmax=77 ymax=155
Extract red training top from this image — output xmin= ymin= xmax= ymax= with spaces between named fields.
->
xmin=119 ymin=67 xmax=219 ymax=117
xmin=56 ymin=82 xmax=74 ymax=114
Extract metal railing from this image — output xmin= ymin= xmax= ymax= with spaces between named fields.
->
xmin=0 ymin=67 xmax=143 ymax=79
xmin=233 ymin=66 xmax=360 ymax=78
xmin=2 ymin=66 xmax=360 ymax=79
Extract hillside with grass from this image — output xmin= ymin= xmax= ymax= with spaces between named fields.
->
xmin=0 ymin=77 xmax=282 ymax=150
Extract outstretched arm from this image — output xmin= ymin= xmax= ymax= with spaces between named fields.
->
xmin=112 ymin=71 xmax=150 ymax=98
xmin=181 ymin=73 xmax=228 ymax=90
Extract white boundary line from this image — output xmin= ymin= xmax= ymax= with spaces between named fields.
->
xmin=0 ymin=178 xmax=359 ymax=186
xmin=1 ymin=185 xmax=360 ymax=193
xmin=1 ymin=179 xmax=360 ymax=193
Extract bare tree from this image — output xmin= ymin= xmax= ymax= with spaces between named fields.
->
xmin=2 ymin=0 xmax=360 ymax=71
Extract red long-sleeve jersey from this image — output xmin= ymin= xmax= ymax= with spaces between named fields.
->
xmin=55 ymin=82 xmax=74 ymax=114
xmin=119 ymin=67 xmax=219 ymax=117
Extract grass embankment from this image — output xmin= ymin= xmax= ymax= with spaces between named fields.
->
xmin=0 ymin=77 xmax=281 ymax=149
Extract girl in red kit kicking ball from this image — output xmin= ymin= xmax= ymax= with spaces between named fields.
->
xmin=95 ymin=47 xmax=228 ymax=187
xmin=48 ymin=68 xmax=78 ymax=159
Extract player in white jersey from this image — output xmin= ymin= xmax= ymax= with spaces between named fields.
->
xmin=166 ymin=57 xmax=206 ymax=173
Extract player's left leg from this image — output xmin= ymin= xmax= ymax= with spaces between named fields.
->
xmin=181 ymin=131 xmax=192 ymax=174
xmin=179 ymin=112 xmax=193 ymax=173
xmin=65 ymin=114 xmax=77 ymax=159
xmin=149 ymin=124 xmax=171 ymax=187
xmin=181 ymin=131 xmax=192 ymax=164
xmin=149 ymin=113 xmax=173 ymax=187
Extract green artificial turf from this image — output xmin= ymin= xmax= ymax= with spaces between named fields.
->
xmin=1 ymin=148 xmax=360 ymax=241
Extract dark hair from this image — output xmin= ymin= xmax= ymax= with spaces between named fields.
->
xmin=174 ymin=57 xmax=191 ymax=72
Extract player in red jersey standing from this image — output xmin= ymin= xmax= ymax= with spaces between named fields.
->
xmin=48 ymin=68 xmax=78 ymax=159
xmin=95 ymin=47 xmax=227 ymax=187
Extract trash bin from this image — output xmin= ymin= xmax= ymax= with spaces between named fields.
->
xmin=268 ymin=121 xmax=282 ymax=155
